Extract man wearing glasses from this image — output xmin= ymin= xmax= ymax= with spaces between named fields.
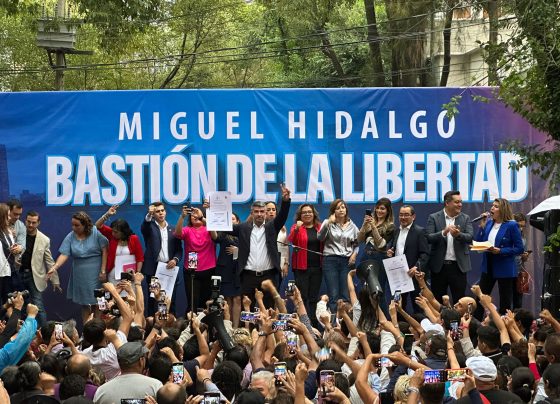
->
xmin=387 ymin=205 xmax=429 ymax=312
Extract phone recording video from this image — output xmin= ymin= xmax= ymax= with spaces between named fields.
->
xmin=320 ymin=370 xmax=335 ymax=396
xmin=424 ymin=369 xmax=446 ymax=384
xmin=54 ymin=323 xmax=63 ymax=340
xmin=286 ymin=331 xmax=298 ymax=354
xmin=203 ymin=393 xmax=220 ymax=404
xmin=172 ymin=362 xmax=184 ymax=384
xmin=240 ymin=311 xmax=254 ymax=323
xmin=393 ymin=289 xmax=401 ymax=302
xmin=450 ymin=320 xmax=462 ymax=341
xmin=365 ymin=209 xmax=372 ymax=216
xmin=447 ymin=369 xmax=467 ymax=382
xmin=286 ymin=280 xmax=296 ymax=296
xmin=403 ymin=334 xmax=414 ymax=355
xmin=157 ymin=301 xmax=168 ymax=321
xmin=149 ymin=277 xmax=159 ymax=293
xmin=272 ymin=320 xmax=287 ymax=332
xmin=274 ymin=362 xmax=287 ymax=386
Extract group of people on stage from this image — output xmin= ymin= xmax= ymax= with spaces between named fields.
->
xmin=0 ymin=187 xmax=529 ymax=329
xmin=0 ymin=190 xmax=555 ymax=404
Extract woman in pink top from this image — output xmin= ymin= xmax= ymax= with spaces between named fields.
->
xmin=175 ymin=206 xmax=217 ymax=312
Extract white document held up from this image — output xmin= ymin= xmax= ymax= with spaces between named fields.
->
xmin=206 ymin=191 xmax=233 ymax=231
xmin=114 ymin=254 xmax=136 ymax=280
xmin=154 ymin=262 xmax=179 ymax=297
xmin=383 ymin=255 xmax=415 ymax=294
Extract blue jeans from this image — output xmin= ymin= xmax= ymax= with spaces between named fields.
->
xmin=22 ymin=269 xmax=47 ymax=328
xmin=323 ymin=255 xmax=350 ymax=312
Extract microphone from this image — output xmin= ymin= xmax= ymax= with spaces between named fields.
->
xmin=471 ymin=212 xmax=490 ymax=223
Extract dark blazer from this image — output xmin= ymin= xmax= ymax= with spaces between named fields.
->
xmin=230 ymin=198 xmax=291 ymax=276
xmin=425 ymin=210 xmax=473 ymax=274
xmin=388 ymin=223 xmax=429 ymax=272
xmin=474 ymin=219 xmax=524 ymax=278
xmin=140 ymin=218 xmax=183 ymax=277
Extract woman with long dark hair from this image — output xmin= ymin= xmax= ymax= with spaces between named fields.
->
xmin=318 ymin=199 xmax=359 ymax=312
xmin=47 ymin=211 xmax=108 ymax=324
xmin=475 ymin=198 xmax=524 ymax=313
xmin=357 ymin=197 xmax=396 ymax=313
xmin=0 ymin=203 xmax=15 ymax=303
xmin=288 ymin=204 xmax=322 ymax=327
xmin=95 ymin=205 xmax=144 ymax=284
xmin=215 ymin=213 xmax=241 ymax=327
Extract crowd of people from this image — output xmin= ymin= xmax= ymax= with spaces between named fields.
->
xmin=0 ymin=187 xmax=555 ymax=404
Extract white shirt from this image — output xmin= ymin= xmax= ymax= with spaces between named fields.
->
xmin=488 ymin=222 xmax=502 ymax=246
xmin=81 ymin=330 xmax=127 ymax=381
xmin=245 ymin=223 xmax=273 ymax=271
xmin=443 ymin=210 xmax=458 ymax=261
xmin=157 ymin=221 xmax=170 ymax=263
xmin=396 ymin=223 xmax=412 ymax=256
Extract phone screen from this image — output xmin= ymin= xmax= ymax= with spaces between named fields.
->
xmin=274 ymin=362 xmax=287 ymax=385
xmin=447 ymin=369 xmax=467 ymax=382
xmin=97 ymin=297 xmax=107 ymax=311
xmin=55 ymin=323 xmax=63 ymax=340
xmin=158 ymin=302 xmax=168 ymax=320
xmin=188 ymin=252 xmax=198 ymax=270
xmin=393 ymin=289 xmax=401 ymax=302
xmin=380 ymin=357 xmax=394 ymax=367
xmin=286 ymin=280 xmax=296 ymax=296
xmin=450 ymin=321 xmax=461 ymax=341
xmin=150 ymin=277 xmax=159 ymax=293
xmin=403 ymin=334 xmax=414 ymax=355
xmin=203 ymin=394 xmax=220 ymax=404
xmin=272 ymin=320 xmax=287 ymax=332
xmin=240 ymin=311 xmax=254 ymax=323
xmin=286 ymin=331 xmax=297 ymax=353
xmin=320 ymin=370 xmax=335 ymax=396
xmin=172 ymin=363 xmax=184 ymax=384
xmin=121 ymin=400 xmax=146 ymax=404
xmin=424 ymin=369 xmax=444 ymax=384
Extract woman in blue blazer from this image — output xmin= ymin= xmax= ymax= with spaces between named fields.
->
xmin=475 ymin=198 xmax=524 ymax=314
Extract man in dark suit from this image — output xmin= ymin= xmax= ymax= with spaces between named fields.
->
xmin=425 ymin=190 xmax=473 ymax=304
xmin=387 ymin=205 xmax=429 ymax=312
xmin=231 ymin=185 xmax=291 ymax=308
xmin=141 ymin=202 xmax=183 ymax=313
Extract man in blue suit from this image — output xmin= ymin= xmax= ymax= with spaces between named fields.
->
xmin=141 ymin=202 xmax=183 ymax=314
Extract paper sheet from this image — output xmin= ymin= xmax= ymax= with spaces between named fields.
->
xmin=470 ymin=240 xmax=493 ymax=251
xmin=114 ymin=254 xmax=136 ymax=280
xmin=383 ymin=255 xmax=415 ymax=294
xmin=154 ymin=261 xmax=179 ymax=297
xmin=206 ymin=191 xmax=233 ymax=231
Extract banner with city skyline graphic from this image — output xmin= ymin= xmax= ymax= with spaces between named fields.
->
xmin=0 ymin=87 xmax=549 ymax=317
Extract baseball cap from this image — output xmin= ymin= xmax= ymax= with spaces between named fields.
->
xmin=117 ymin=341 xmax=149 ymax=366
xmin=466 ymin=356 xmax=497 ymax=381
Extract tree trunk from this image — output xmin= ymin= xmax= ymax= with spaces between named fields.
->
xmin=160 ymin=31 xmax=188 ymax=89
xmin=440 ymin=1 xmax=455 ymax=86
xmin=487 ymin=0 xmax=499 ymax=85
xmin=317 ymin=28 xmax=345 ymax=79
xmin=363 ymin=0 xmax=386 ymax=86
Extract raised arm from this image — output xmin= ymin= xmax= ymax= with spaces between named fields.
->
xmin=175 ymin=205 xmax=190 ymax=238
xmin=356 ymin=354 xmax=380 ymax=403
xmin=95 ymin=205 xmax=119 ymax=229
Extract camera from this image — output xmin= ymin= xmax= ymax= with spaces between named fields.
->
xmin=94 ymin=289 xmax=111 ymax=301
xmin=7 ymin=290 xmax=29 ymax=300
xmin=202 ymin=275 xmax=234 ymax=353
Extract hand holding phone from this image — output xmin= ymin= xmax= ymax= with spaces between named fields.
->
xmin=274 ymin=362 xmax=287 ymax=386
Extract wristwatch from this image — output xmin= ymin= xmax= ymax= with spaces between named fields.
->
xmin=258 ymin=331 xmax=271 ymax=337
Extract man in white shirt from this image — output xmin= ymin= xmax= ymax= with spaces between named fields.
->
xmin=229 ymin=185 xmax=291 ymax=308
xmin=81 ymin=282 xmax=133 ymax=380
xmin=141 ymin=201 xmax=182 ymax=314
xmin=387 ymin=206 xmax=429 ymax=312
xmin=425 ymin=190 xmax=473 ymax=304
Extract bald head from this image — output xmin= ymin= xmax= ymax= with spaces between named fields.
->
xmin=66 ymin=354 xmax=91 ymax=379
xmin=156 ymin=382 xmax=186 ymax=404
xmin=454 ymin=297 xmax=476 ymax=316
